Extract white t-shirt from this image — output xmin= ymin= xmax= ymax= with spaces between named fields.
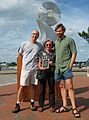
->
xmin=18 ymin=40 xmax=43 ymax=71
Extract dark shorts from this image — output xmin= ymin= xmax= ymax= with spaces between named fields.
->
xmin=55 ymin=68 xmax=74 ymax=81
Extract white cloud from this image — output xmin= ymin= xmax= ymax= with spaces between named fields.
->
xmin=0 ymin=18 xmax=7 ymax=26
xmin=0 ymin=0 xmax=21 ymax=10
xmin=0 ymin=0 xmax=56 ymax=10
xmin=0 ymin=0 xmax=58 ymax=28
xmin=0 ymin=0 xmax=89 ymax=62
xmin=61 ymin=6 xmax=89 ymax=32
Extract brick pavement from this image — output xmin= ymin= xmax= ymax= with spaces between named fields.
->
xmin=0 ymin=72 xmax=89 ymax=120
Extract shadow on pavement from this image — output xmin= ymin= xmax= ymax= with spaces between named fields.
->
xmin=74 ymin=86 xmax=89 ymax=95
xmin=0 ymin=92 xmax=17 ymax=96
xmin=76 ymin=97 xmax=89 ymax=112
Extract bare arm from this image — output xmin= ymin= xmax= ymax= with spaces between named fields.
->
xmin=17 ymin=53 xmax=22 ymax=58
xmin=69 ymin=52 xmax=77 ymax=69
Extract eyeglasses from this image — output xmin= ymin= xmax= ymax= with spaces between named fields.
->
xmin=45 ymin=44 xmax=52 ymax=47
xmin=32 ymin=33 xmax=39 ymax=35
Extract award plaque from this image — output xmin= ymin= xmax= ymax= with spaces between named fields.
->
xmin=43 ymin=59 xmax=49 ymax=68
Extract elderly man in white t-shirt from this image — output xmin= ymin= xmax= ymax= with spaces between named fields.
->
xmin=12 ymin=30 xmax=43 ymax=113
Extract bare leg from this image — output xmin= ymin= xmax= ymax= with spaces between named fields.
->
xmin=12 ymin=85 xmax=23 ymax=113
xmin=65 ymin=78 xmax=76 ymax=109
xmin=65 ymin=78 xmax=80 ymax=118
xmin=60 ymin=80 xmax=67 ymax=107
xmin=56 ymin=80 xmax=68 ymax=113
xmin=17 ymin=85 xmax=23 ymax=102
xmin=30 ymin=84 xmax=36 ymax=100
xmin=30 ymin=84 xmax=37 ymax=111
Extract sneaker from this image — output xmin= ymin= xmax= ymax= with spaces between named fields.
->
xmin=50 ymin=107 xmax=55 ymax=113
xmin=12 ymin=103 xmax=20 ymax=113
xmin=30 ymin=102 xmax=37 ymax=111
xmin=37 ymin=107 xmax=43 ymax=112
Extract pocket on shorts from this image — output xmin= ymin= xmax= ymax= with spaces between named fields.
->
xmin=55 ymin=72 xmax=61 ymax=81
xmin=64 ymin=68 xmax=74 ymax=79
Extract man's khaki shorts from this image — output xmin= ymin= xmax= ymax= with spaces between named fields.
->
xmin=20 ymin=69 xmax=38 ymax=86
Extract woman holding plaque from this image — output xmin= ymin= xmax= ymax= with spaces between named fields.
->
xmin=37 ymin=39 xmax=55 ymax=113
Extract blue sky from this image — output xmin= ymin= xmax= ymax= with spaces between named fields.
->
xmin=0 ymin=0 xmax=89 ymax=62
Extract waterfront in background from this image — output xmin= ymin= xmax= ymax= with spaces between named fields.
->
xmin=0 ymin=69 xmax=17 ymax=86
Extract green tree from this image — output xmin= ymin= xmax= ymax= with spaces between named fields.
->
xmin=78 ymin=27 xmax=89 ymax=43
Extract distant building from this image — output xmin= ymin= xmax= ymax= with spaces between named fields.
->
xmin=86 ymin=58 xmax=89 ymax=66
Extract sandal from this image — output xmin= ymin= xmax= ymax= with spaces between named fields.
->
xmin=72 ymin=108 xmax=81 ymax=118
xmin=56 ymin=106 xmax=71 ymax=113
xmin=37 ymin=107 xmax=43 ymax=112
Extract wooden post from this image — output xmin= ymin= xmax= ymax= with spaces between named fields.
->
xmin=17 ymin=54 xmax=22 ymax=91
xmin=17 ymin=54 xmax=31 ymax=101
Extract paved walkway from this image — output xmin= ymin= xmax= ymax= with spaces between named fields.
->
xmin=0 ymin=72 xmax=89 ymax=120
xmin=0 ymin=69 xmax=16 ymax=86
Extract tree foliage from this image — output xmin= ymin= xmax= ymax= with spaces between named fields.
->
xmin=78 ymin=27 xmax=89 ymax=43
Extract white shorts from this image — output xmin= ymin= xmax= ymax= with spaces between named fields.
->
xmin=20 ymin=69 xmax=38 ymax=86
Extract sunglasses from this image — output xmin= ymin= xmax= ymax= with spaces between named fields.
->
xmin=45 ymin=44 xmax=52 ymax=47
